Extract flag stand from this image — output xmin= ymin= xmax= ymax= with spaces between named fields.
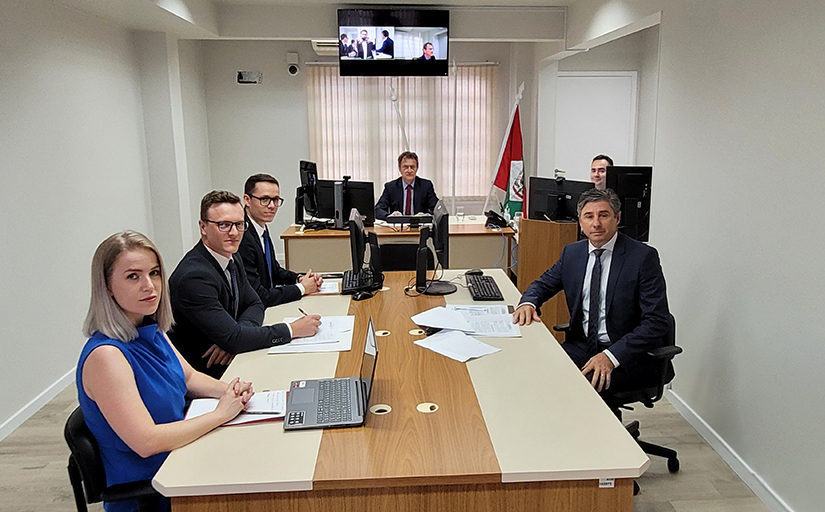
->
xmin=482 ymin=82 xmax=525 ymax=216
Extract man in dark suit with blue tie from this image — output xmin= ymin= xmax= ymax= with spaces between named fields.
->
xmin=513 ymin=188 xmax=671 ymax=395
xmin=374 ymin=151 xmax=439 ymax=221
xmin=238 ymin=174 xmax=322 ymax=308
xmin=169 ymin=190 xmax=321 ymax=378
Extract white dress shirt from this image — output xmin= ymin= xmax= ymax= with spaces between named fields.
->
xmin=581 ymin=232 xmax=620 ymax=368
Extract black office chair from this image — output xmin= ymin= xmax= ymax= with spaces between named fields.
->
xmin=553 ymin=314 xmax=683 ymax=473
xmin=64 ymin=406 xmax=161 ymax=512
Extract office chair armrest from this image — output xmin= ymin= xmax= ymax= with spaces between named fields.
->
xmin=552 ymin=323 xmax=570 ymax=332
xmin=100 ymin=480 xmax=158 ymax=503
xmin=647 ymin=346 xmax=682 ymax=359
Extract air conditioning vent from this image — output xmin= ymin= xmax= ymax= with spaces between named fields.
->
xmin=312 ymin=39 xmax=339 ymax=57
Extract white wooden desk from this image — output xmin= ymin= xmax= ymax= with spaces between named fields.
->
xmin=153 ymin=270 xmax=647 ymax=511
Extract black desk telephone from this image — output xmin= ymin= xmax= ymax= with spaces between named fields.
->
xmin=484 ymin=210 xmax=508 ymax=228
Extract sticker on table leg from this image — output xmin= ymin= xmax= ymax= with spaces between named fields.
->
xmin=375 ymin=330 xmax=391 ymax=337
xmin=416 ymin=402 xmax=439 ymax=414
xmin=409 ymin=329 xmax=425 ymax=336
xmin=369 ymin=404 xmax=392 ymax=415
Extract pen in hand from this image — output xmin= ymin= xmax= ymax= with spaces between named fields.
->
xmin=298 ymin=307 xmax=308 ymax=317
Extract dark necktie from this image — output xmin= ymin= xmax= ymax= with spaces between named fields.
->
xmin=262 ymin=228 xmax=274 ymax=285
xmin=587 ymin=249 xmax=605 ymax=348
xmin=405 ymin=184 xmax=412 ymax=215
xmin=227 ymin=259 xmax=240 ymax=319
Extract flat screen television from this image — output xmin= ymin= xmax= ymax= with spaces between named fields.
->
xmin=338 ymin=8 xmax=449 ymax=76
xmin=606 ymin=166 xmax=653 ymax=242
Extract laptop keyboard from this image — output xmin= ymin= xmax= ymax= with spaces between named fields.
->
xmin=316 ymin=379 xmax=353 ymax=424
xmin=466 ymin=274 xmax=504 ymax=301
xmin=342 ymin=268 xmax=374 ymax=294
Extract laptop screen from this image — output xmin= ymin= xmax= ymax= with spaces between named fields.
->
xmin=359 ymin=317 xmax=378 ymax=409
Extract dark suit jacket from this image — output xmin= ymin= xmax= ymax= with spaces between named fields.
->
xmin=374 ymin=177 xmax=439 ymax=221
xmin=416 ymin=54 xmax=437 ymax=61
xmin=339 ymin=41 xmax=353 ymax=57
xmin=377 ymin=38 xmax=394 ymax=57
xmin=238 ymin=214 xmax=303 ymax=308
xmin=520 ymin=233 xmax=670 ymax=367
xmin=356 ymin=41 xmax=376 ymax=59
xmin=168 ymin=241 xmax=291 ymax=378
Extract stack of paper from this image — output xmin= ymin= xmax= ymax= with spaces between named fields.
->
xmin=186 ymin=390 xmax=287 ymax=426
xmin=410 ymin=305 xmax=520 ymax=362
xmin=268 ymin=315 xmax=355 ymax=354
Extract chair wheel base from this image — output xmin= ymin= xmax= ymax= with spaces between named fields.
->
xmin=667 ymin=457 xmax=680 ymax=473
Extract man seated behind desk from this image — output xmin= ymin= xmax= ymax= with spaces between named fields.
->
xmin=374 ymin=151 xmax=439 ymax=221
xmin=169 ymin=190 xmax=321 ymax=379
xmin=239 ymin=173 xmax=322 ymax=308
xmin=513 ymin=188 xmax=672 ymax=396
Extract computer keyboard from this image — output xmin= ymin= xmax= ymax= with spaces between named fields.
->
xmin=466 ymin=274 xmax=504 ymax=301
xmin=342 ymin=268 xmax=374 ymax=294
xmin=316 ymin=379 xmax=352 ymax=424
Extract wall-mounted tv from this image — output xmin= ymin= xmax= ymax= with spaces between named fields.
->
xmin=338 ymin=8 xmax=449 ymax=77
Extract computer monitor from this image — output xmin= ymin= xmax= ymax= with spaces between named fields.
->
xmin=299 ymin=161 xmax=319 ymax=217
xmin=527 ymin=177 xmax=594 ymax=222
xmin=606 ymin=166 xmax=653 ymax=242
xmin=348 ymin=208 xmax=367 ymax=272
xmin=313 ymin=178 xmax=375 ymax=227
xmin=415 ymin=200 xmax=455 ymax=295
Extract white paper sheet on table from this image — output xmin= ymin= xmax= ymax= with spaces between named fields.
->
xmin=267 ymin=315 xmax=355 ymax=354
xmin=410 ymin=306 xmax=474 ymax=332
xmin=315 ymin=281 xmax=340 ymax=294
xmin=185 ymin=390 xmax=286 ymax=426
xmin=445 ymin=305 xmax=521 ymax=337
xmin=414 ymin=330 xmax=501 ymax=363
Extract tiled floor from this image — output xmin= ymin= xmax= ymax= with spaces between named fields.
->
xmin=0 ymin=383 xmax=769 ymax=512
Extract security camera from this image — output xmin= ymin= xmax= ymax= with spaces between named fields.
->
xmin=287 ymin=52 xmax=300 ymax=76
xmin=287 ymin=64 xmax=300 ymax=76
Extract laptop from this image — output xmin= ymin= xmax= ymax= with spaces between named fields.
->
xmin=284 ymin=317 xmax=378 ymax=430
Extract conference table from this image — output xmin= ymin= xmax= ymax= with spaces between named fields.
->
xmin=281 ymin=220 xmax=515 ymax=272
xmin=153 ymin=269 xmax=648 ymax=511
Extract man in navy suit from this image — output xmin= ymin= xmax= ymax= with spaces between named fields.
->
xmin=376 ymin=30 xmax=394 ymax=57
xmin=169 ymin=191 xmax=321 ymax=378
xmin=239 ymin=174 xmax=322 ymax=308
xmin=374 ymin=151 xmax=439 ymax=221
xmin=513 ymin=188 xmax=671 ymax=395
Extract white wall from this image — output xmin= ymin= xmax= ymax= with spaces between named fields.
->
xmin=178 ymin=38 xmax=213 ymax=242
xmin=568 ymin=1 xmax=825 ymax=511
xmin=0 ymin=1 xmax=152 ymax=436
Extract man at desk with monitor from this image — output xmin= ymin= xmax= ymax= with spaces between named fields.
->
xmin=513 ymin=188 xmax=671 ymax=395
xmin=169 ymin=190 xmax=321 ymax=378
xmin=239 ymin=173 xmax=322 ymax=308
xmin=375 ymin=151 xmax=439 ymax=221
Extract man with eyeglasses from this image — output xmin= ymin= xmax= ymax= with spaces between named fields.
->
xmin=169 ymin=190 xmax=321 ymax=378
xmin=239 ymin=174 xmax=322 ymax=307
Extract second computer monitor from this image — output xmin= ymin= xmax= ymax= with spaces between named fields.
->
xmin=527 ymin=177 xmax=594 ymax=222
xmin=606 ymin=166 xmax=653 ymax=242
xmin=315 ymin=179 xmax=375 ymax=227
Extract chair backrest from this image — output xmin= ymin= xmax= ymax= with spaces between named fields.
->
xmin=64 ymin=406 xmax=107 ymax=504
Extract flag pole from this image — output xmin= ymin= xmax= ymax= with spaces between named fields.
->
xmin=388 ymin=85 xmax=409 ymax=152
xmin=482 ymin=82 xmax=525 ymax=214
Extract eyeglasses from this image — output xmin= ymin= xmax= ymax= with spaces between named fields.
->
xmin=203 ymin=220 xmax=247 ymax=232
xmin=249 ymin=194 xmax=285 ymax=207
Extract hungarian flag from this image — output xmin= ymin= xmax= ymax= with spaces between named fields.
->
xmin=492 ymin=106 xmax=525 ymax=218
